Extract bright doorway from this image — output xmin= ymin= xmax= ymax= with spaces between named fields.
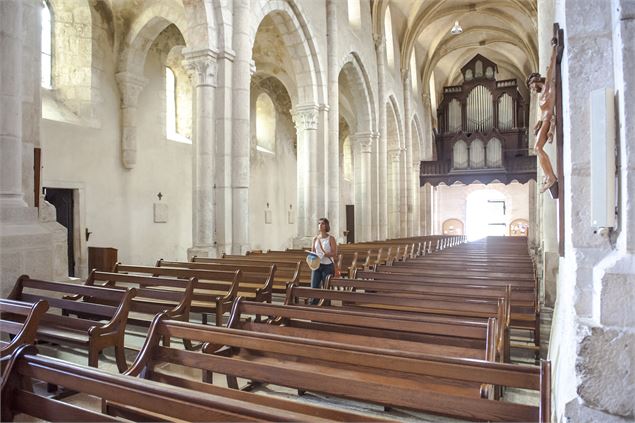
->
xmin=466 ymin=189 xmax=507 ymax=241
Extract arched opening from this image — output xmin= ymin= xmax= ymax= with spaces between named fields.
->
xmin=41 ymin=1 xmax=53 ymax=89
xmin=384 ymin=6 xmax=395 ymax=70
xmin=347 ymin=0 xmax=361 ymax=29
xmin=442 ymin=218 xmax=464 ymax=235
xmin=466 ymin=189 xmax=507 ymax=240
xmin=256 ymin=92 xmax=276 ymax=154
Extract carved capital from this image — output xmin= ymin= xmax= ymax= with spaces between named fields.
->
xmin=183 ymin=49 xmax=218 ymax=87
xmin=350 ymin=132 xmax=374 ymax=153
xmin=115 ymin=72 xmax=148 ymax=108
xmin=388 ymin=149 xmax=402 ymax=162
xmin=292 ymin=104 xmax=319 ymax=130
xmin=412 ymin=161 xmax=421 ymax=172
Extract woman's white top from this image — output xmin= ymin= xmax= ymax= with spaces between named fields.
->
xmin=314 ymin=235 xmax=334 ymax=264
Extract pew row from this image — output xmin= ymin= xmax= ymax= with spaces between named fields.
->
xmin=130 ymin=314 xmax=550 ymax=422
xmin=0 ymin=345 xmax=379 ymax=422
xmin=0 ymin=299 xmax=49 ymax=358
xmin=6 ymin=276 xmax=135 ymax=372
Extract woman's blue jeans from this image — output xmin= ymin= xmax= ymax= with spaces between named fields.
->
xmin=311 ymin=263 xmax=334 ymax=289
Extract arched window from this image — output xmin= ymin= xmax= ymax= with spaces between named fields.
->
xmin=342 ymin=136 xmax=353 ymax=181
xmin=453 ymin=140 xmax=468 ymax=169
xmin=41 ymin=1 xmax=52 ymax=88
xmin=410 ymin=51 xmax=418 ymax=92
xmin=347 ymin=0 xmax=361 ymax=29
xmin=384 ymin=6 xmax=395 ymax=69
xmin=469 ymin=139 xmax=485 ymax=168
xmin=256 ymin=93 xmax=276 ymax=154
xmin=165 ymin=67 xmax=178 ymax=137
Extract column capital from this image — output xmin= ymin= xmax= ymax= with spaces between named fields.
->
xmin=388 ymin=149 xmax=402 ymax=162
xmin=183 ymin=49 xmax=218 ymax=87
xmin=291 ymin=104 xmax=320 ymax=130
xmin=115 ymin=72 xmax=148 ymax=107
xmin=350 ymin=132 xmax=374 ymax=152
xmin=412 ymin=161 xmax=421 ymax=172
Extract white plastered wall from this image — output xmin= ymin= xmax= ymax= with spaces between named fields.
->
xmin=41 ymin=23 xmax=192 ymax=276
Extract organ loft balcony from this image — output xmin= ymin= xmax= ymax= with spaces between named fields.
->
xmin=420 ymin=54 xmax=537 ymax=187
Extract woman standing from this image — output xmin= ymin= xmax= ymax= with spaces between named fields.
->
xmin=310 ymin=217 xmax=337 ymax=290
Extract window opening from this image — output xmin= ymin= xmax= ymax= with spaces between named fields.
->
xmin=384 ymin=6 xmax=395 ymax=69
xmin=41 ymin=1 xmax=52 ymax=88
xmin=466 ymin=189 xmax=506 ymax=240
xmin=256 ymin=93 xmax=276 ymax=154
xmin=347 ymin=0 xmax=361 ymax=29
xmin=342 ymin=136 xmax=353 ymax=181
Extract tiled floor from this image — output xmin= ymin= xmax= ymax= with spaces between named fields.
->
xmin=13 ymin=309 xmax=553 ymax=422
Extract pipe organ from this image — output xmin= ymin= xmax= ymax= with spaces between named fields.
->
xmin=420 ymin=54 xmax=536 ymax=186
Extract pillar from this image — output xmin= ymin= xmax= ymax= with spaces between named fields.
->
xmin=115 ymin=72 xmax=148 ymax=169
xmin=412 ymin=162 xmax=421 ymax=235
xmin=184 ymin=49 xmax=218 ymax=258
xmin=388 ymin=149 xmax=401 ymax=238
xmin=231 ymin=0 xmax=251 ymax=254
xmin=352 ymin=132 xmax=374 ymax=241
xmin=293 ymin=104 xmax=320 ymax=245
xmin=374 ymin=34 xmax=388 ymax=240
xmin=326 ymin=0 xmax=341 ymax=240
xmin=402 ymin=70 xmax=414 ymax=236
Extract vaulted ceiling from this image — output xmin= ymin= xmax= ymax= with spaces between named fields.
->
xmin=376 ymin=0 xmax=538 ymax=109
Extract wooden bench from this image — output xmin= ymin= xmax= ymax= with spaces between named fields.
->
xmin=157 ymin=259 xmax=276 ymax=302
xmin=197 ymin=255 xmax=310 ymax=293
xmin=286 ymin=284 xmax=508 ymax=362
xmin=6 ymin=275 xmax=135 ymax=372
xmin=134 ymin=314 xmax=550 ymax=422
xmin=0 ymin=345 xmax=379 ymax=422
xmin=227 ymin=298 xmax=496 ymax=360
xmin=0 ymin=299 xmax=49 ymax=358
xmin=114 ymin=263 xmax=241 ymax=325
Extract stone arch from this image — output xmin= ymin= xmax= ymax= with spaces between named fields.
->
xmin=338 ymin=52 xmax=375 ymax=135
xmin=116 ymin=5 xmax=189 ymax=168
xmin=411 ymin=115 xmax=424 ymax=162
xmin=249 ymin=0 xmax=325 ymax=106
xmin=181 ymin=0 xmax=220 ymax=50
xmin=386 ymin=94 xmax=403 ymax=149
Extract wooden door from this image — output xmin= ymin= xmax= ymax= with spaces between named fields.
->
xmin=345 ymin=205 xmax=355 ymax=244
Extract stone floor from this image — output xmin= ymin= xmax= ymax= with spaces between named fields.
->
xmin=12 ymin=308 xmax=553 ymax=422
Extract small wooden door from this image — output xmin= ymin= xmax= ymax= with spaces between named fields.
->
xmin=345 ymin=205 xmax=355 ymax=244
xmin=44 ymin=188 xmax=74 ymax=276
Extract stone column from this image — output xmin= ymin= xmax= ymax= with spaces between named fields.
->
xmin=420 ymin=182 xmax=433 ymax=235
xmin=184 ymin=49 xmax=218 ymax=258
xmin=293 ymin=104 xmax=320 ymax=244
xmin=388 ymin=149 xmax=401 ymax=238
xmin=402 ymin=70 xmax=414 ymax=236
xmin=374 ymin=34 xmax=388 ymax=240
xmin=351 ymin=132 xmax=374 ymax=241
xmin=1 ymin=0 xmax=66 ymax=293
xmin=115 ymin=72 xmax=147 ymax=169
xmin=326 ymin=0 xmax=341 ymax=241
xmin=412 ymin=162 xmax=421 ymax=235
xmin=0 ymin=0 xmax=26 ymax=209
xmin=231 ymin=0 xmax=251 ymax=254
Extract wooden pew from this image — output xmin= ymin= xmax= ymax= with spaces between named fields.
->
xmin=286 ymin=284 xmax=508 ymax=362
xmin=113 ymin=263 xmax=241 ymax=325
xmin=133 ymin=314 xmax=550 ymax=422
xmin=194 ymin=256 xmax=310 ymax=293
xmin=157 ymin=259 xmax=276 ymax=302
xmin=5 ymin=276 xmax=135 ymax=372
xmin=0 ymin=345 xmax=379 ymax=422
xmin=227 ymin=299 xmax=496 ymax=360
xmin=0 ymin=299 xmax=49 ymax=358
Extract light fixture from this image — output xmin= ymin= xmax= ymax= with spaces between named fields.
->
xmin=450 ymin=20 xmax=463 ymax=35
